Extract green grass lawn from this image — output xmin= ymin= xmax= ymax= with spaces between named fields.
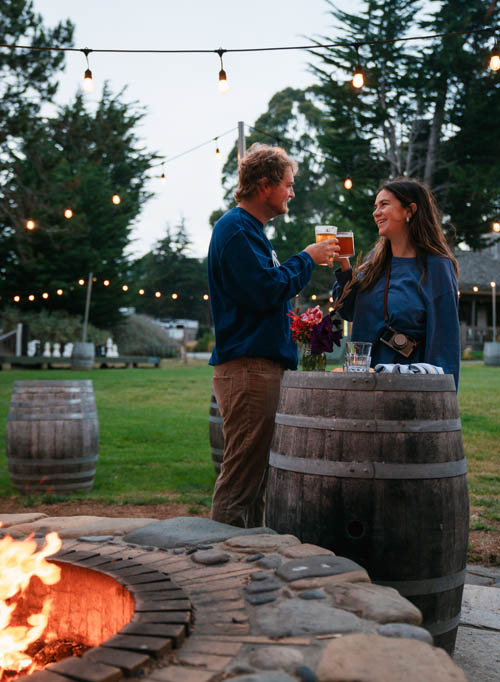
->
xmin=0 ymin=362 xmax=498 ymax=533
xmin=0 ymin=361 xmax=216 ymax=509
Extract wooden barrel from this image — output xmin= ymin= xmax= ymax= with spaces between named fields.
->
xmin=483 ymin=341 xmax=500 ymax=366
xmin=266 ymin=371 xmax=469 ymax=654
xmin=6 ymin=380 xmax=99 ymax=493
xmin=209 ymin=392 xmax=223 ymax=476
xmin=71 ymin=341 xmax=95 ymax=370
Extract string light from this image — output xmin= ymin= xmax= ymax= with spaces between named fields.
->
xmin=82 ymin=48 xmax=93 ymax=93
xmin=311 ymin=294 xmax=317 ymax=300
xmin=160 ymin=171 xmax=166 ymax=183
xmin=491 ymin=281 xmax=497 ymax=288
xmin=112 ymin=194 xmax=121 ymax=205
xmin=56 ymin=289 xmax=63 ymax=295
xmin=42 ymin=292 xmax=49 ymax=299
xmin=473 ymin=286 xmax=479 ymax=293
xmin=203 ymin=294 xmax=209 ymax=300
xmin=490 ymin=43 xmax=500 ymax=71
xmin=155 ymin=291 xmax=161 ymax=298
xmin=78 ymin=278 xmax=85 ymax=285
xmin=352 ymin=44 xmax=365 ymax=89
xmin=217 ymin=49 xmax=229 ymax=93
xmin=26 ymin=219 xmax=36 ymax=230
xmin=171 ymin=292 xmax=178 ymax=299
xmin=344 ymin=175 xmax=353 ymax=190
xmin=139 ymin=288 xmax=145 ymax=295
xmin=13 ymin=296 xmax=20 ymax=302
xmin=215 ymin=137 xmax=222 ymax=159
xmin=122 ymin=284 xmax=129 ymax=291
xmin=64 ymin=208 xmax=73 ymax=219
xmin=28 ymin=294 xmax=35 ymax=301
xmin=493 ymin=219 xmax=500 ymax=233
xmin=103 ymin=279 xmax=110 ymax=286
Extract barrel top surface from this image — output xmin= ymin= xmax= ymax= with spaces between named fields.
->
xmin=282 ymin=370 xmax=456 ymax=392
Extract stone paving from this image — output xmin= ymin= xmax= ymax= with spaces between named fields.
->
xmin=1 ymin=513 xmax=498 ymax=681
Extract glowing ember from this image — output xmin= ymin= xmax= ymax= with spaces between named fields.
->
xmin=0 ymin=524 xmax=61 ymax=676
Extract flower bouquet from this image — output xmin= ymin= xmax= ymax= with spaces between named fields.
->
xmin=288 ymin=305 xmax=343 ymax=371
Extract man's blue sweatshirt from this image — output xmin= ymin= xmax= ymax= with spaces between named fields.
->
xmin=208 ymin=207 xmax=314 ymax=369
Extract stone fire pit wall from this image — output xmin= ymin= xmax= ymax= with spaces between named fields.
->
xmin=1 ymin=515 xmax=468 ymax=682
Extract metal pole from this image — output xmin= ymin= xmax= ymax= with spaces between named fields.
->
xmin=492 ymin=282 xmax=497 ymax=342
xmin=82 ymin=272 xmax=93 ymax=343
xmin=237 ymin=121 xmax=245 ymax=165
xmin=15 ymin=323 xmax=22 ymax=356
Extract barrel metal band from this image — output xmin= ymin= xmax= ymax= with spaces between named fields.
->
xmin=210 ymin=447 xmax=224 ymax=456
xmin=424 ymin=613 xmax=462 ymax=636
xmin=275 ymin=413 xmax=461 ymax=433
xmin=8 ymin=471 xmax=96 ymax=482
xmin=269 ymin=451 xmax=467 ymax=479
xmin=8 ymin=412 xmax=98 ymax=421
xmin=13 ymin=387 xmax=89 ymax=393
xmin=209 ymin=415 xmax=223 ymax=425
xmin=10 ymin=399 xmax=83 ymax=407
xmin=374 ymin=569 xmax=467 ymax=596
xmin=7 ymin=455 xmax=98 ymax=467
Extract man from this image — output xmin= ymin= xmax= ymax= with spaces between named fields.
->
xmin=207 ymin=142 xmax=338 ymax=528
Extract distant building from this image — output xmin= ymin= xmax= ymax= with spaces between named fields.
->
xmin=157 ymin=318 xmax=199 ymax=342
xmin=456 ymin=235 xmax=500 ymax=349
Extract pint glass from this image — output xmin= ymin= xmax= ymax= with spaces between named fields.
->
xmin=337 ymin=231 xmax=355 ymax=258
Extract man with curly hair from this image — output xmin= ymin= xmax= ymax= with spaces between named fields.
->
xmin=207 ymin=142 xmax=338 ymax=528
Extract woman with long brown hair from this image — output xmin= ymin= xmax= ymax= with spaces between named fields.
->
xmin=332 ymin=177 xmax=460 ymax=389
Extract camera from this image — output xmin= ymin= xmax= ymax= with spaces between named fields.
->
xmin=380 ymin=326 xmax=419 ymax=358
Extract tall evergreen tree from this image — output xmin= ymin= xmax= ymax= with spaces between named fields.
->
xmin=0 ymin=87 xmax=159 ymax=326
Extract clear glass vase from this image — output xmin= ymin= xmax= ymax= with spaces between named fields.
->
xmin=301 ymin=343 xmax=326 ymax=371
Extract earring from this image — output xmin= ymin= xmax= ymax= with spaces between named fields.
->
xmin=406 ymin=216 xmax=410 ymax=223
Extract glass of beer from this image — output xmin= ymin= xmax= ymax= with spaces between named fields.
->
xmin=337 ymin=231 xmax=355 ymax=258
xmin=315 ymin=225 xmax=338 ymax=266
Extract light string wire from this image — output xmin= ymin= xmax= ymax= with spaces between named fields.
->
xmin=0 ymin=25 xmax=497 ymax=56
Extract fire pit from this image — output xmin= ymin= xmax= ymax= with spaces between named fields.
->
xmin=0 ymin=535 xmax=192 ymax=681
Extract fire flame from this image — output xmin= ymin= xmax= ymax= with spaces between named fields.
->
xmin=0 ymin=524 xmax=62 ymax=675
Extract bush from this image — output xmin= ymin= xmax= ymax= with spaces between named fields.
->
xmin=112 ymin=314 xmax=179 ymax=358
xmin=0 ymin=307 xmax=109 ymax=346
xmin=193 ymin=330 xmax=215 ymax=352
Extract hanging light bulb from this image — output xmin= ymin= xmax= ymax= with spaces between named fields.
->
xmin=344 ymin=175 xmax=353 ymax=190
xmin=171 ymin=292 xmax=178 ymax=300
xmin=122 ymin=284 xmax=129 ymax=292
xmin=155 ymin=291 xmax=161 ymax=298
xmin=203 ymin=294 xmax=209 ymax=301
xmin=103 ymin=279 xmax=110 ymax=287
xmin=78 ymin=279 xmax=85 ymax=286
xmin=26 ymin=219 xmax=36 ymax=230
xmin=473 ymin=285 xmax=479 ymax=293
xmin=42 ymin=292 xmax=49 ymax=299
xmin=13 ymin=295 xmax=20 ymax=302
xmin=493 ymin=218 xmax=500 ymax=233
xmin=217 ymin=49 xmax=229 ymax=93
xmin=56 ymin=288 xmax=63 ymax=296
xmin=64 ymin=208 xmax=73 ymax=219
xmin=489 ymin=43 xmax=500 ymax=71
xmin=215 ymin=138 xmax=222 ymax=160
xmin=112 ymin=194 xmax=121 ymax=205
xmin=139 ymin=288 xmax=145 ymax=295
xmin=82 ymin=48 xmax=94 ymax=92
xmin=352 ymin=44 xmax=365 ymax=89
xmin=160 ymin=170 xmax=166 ymax=183
xmin=28 ymin=294 xmax=35 ymax=302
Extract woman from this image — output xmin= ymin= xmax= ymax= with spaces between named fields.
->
xmin=332 ymin=177 xmax=460 ymax=389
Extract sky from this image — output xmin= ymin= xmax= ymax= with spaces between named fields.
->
xmin=33 ymin=0 xmax=364 ymax=260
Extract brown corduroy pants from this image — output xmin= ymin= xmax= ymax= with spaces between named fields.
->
xmin=210 ymin=356 xmax=284 ymax=528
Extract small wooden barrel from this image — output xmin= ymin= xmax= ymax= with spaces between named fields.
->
xmin=266 ymin=371 xmax=469 ymax=654
xmin=483 ymin=341 xmax=500 ymax=366
xmin=209 ymin=392 xmax=223 ymax=477
xmin=6 ymin=380 xmax=99 ymax=493
xmin=71 ymin=342 xmax=95 ymax=370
